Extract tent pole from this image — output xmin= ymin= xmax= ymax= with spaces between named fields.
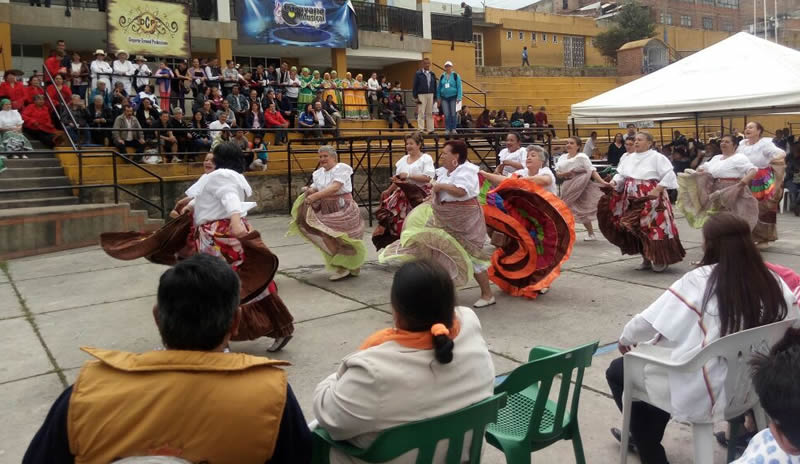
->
xmin=659 ymin=121 xmax=664 ymax=148
xmin=695 ymin=113 xmax=699 ymax=141
xmin=571 ymin=117 xmax=575 ymax=137
xmin=720 ymin=117 xmax=724 ymax=137
xmin=743 ymin=115 xmax=747 ymax=134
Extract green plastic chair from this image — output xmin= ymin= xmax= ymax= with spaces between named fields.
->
xmin=311 ymin=392 xmax=508 ymax=464
xmin=485 ymin=341 xmax=599 ymax=464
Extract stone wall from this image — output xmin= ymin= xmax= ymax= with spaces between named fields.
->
xmin=476 ymin=66 xmax=617 ymax=78
xmin=79 ymin=167 xmax=395 ymax=219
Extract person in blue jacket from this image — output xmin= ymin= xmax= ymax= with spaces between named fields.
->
xmin=437 ymin=61 xmax=462 ymax=136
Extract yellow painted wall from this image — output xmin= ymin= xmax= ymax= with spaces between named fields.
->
xmin=656 ymin=26 xmax=731 ymax=55
xmin=0 ymin=23 xmax=11 ymax=71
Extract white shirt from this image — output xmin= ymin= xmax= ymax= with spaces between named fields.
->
xmin=556 ymin=152 xmax=596 ymax=174
xmin=584 ymin=138 xmax=596 ymax=156
xmin=700 ymin=153 xmax=756 ymax=179
xmin=612 ymin=149 xmax=677 ymax=189
xmin=736 ymin=137 xmax=785 ymax=169
xmin=395 ymin=153 xmax=435 ymax=186
xmin=620 ymin=265 xmax=798 ymax=422
xmin=513 ymin=166 xmax=557 ymax=195
xmin=733 ymin=429 xmax=800 ymax=464
xmin=367 ymin=77 xmax=380 ymax=96
xmin=436 ymin=162 xmax=480 ymax=202
xmin=112 ymin=60 xmax=136 ymax=93
xmin=185 ymin=169 xmax=256 ymax=226
xmin=70 ymin=62 xmax=84 ymax=86
xmin=208 ymin=120 xmax=230 ymax=140
xmin=312 ymin=163 xmax=353 ymax=195
xmin=0 ymin=109 xmax=24 ymax=130
xmin=90 ymin=59 xmax=113 ymax=89
xmin=134 ymin=63 xmax=152 ymax=89
xmin=315 ymin=110 xmax=326 ymax=126
xmin=498 ymin=146 xmax=527 ymax=176
xmin=138 ymin=91 xmax=158 ymax=106
xmin=313 ymin=306 xmax=495 ymax=463
xmin=285 ymin=76 xmax=301 ymax=98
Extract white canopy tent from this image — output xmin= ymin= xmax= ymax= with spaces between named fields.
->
xmin=569 ymin=32 xmax=800 ymax=125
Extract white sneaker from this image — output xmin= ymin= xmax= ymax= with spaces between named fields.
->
xmin=539 ymin=287 xmax=549 ymax=294
xmin=635 ymin=259 xmax=652 ymax=271
xmin=266 ymin=336 xmax=293 ymax=353
xmin=473 ymin=296 xmax=496 ymax=308
xmin=584 ymin=235 xmax=597 ymax=242
xmin=349 ymin=268 xmax=360 ymax=277
xmin=651 ymin=263 xmax=668 ymax=273
xmin=10 ymin=154 xmax=18 ymax=159
xmin=21 ymin=154 xmax=28 ymax=159
xmin=329 ymin=268 xmax=350 ymax=281
xmin=171 ymin=156 xmax=182 ymax=163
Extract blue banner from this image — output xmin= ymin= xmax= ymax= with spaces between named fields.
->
xmin=237 ymin=0 xmax=358 ymax=48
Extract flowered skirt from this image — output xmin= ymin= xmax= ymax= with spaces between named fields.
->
xmin=749 ymin=161 xmax=785 ymax=243
xmin=677 ymin=171 xmax=758 ymax=230
xmin=479 ymin=174 xmax=575 ymax=299
xmin=288 ymin=193 xmax=366 ymax=271
xmin=343 ymin=89 xmax=359 ymax=119
xmin=322 ymin=88 xmax=338 ymax=105
xmin=372 ymin=182 xmax=431 ymax=250
xmin=100 ymin=214 xmax=294 ymax=341
xmin=559 ymin=170 xmax=603 ymax=223
xmin=597 ymin=178 xmax=685 ymax=266
xmin=0 ymin=130 xmax=33 ymax=152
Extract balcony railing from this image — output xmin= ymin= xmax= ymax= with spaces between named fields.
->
xmin=351 ymin=1 xmax=424 ymax=38
xmin=431 ymin=13 xmax=472 ymax=42
xmin=11 ymin=0 xmax=223 ymax=20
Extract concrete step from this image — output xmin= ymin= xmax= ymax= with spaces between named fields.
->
xmin=0 ymin=167 xmax=66 ymax=178
xmin=4 ymin=158 xmax=62 ymax=168
xmin=13 ymin=152 xmax=59 ymax=160
xmin=0 ymin=176 xmax=72 ymax=189
xmin=0 ymin=196 xmax=79 ymax=209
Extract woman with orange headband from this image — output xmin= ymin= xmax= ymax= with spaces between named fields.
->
xmin=312 ymin=259 xmax=495 ymax=462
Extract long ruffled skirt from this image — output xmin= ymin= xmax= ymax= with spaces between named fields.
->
xmin=749 ymin=161 xmax=785 ymax=243
xmin=288 ymin=193 xmax=366 ymax=271
xmin=559 ymin=170 xmax=603 ymax=223
xmin=677 ymin=170 xmax=759 ymax=230
xmin=372 ymin=182 xmax=431 ymax=251
xmin=597 ymin=178 xmax=685 ymax=266
xmin=99 ymin=214 xmax=295 ymax=340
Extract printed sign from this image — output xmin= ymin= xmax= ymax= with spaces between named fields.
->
xmin=107 ymin=0 xmax=191 ymax=58
xmin=238 ymin=0 xmax=358 ymax=48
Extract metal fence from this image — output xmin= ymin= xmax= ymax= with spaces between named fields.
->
xmin=351 ymin=1 xmax=423 ymax=38
xmin=431 ymin=13 xmax=472 ymax=43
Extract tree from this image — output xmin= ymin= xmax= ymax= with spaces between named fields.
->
xmin=595 ymin=1 xmax=656 ymax=63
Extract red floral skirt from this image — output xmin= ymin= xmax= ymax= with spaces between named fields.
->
xmin=372 ymin=182 xmax=431 ymax=250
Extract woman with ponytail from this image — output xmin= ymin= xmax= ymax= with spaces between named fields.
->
xmin=313 ymin=259 xmax=495 ymax=463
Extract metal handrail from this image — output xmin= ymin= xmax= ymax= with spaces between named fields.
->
xmin=430 ymin=62 xmax=487 ymax=111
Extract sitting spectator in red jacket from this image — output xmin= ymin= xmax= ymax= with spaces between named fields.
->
xmin=533 ymin=106 xmax=556 ymax=139
xmin=264 ymin=101 xmax=288 ymax=145
xmin=0 ymin=71 xmax=27 ymax=110
xmin=22 ymin=95 xmax=61 ymax=147
xmin=46 ymin=74 xmax=72 ymax=108
xmin=25 ymin=75 xmax=45 ymax=106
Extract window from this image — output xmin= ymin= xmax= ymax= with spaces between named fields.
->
xmin=507 ymin=31 xmax=512 ymax=40
xmin=721 ymin=21 xmax=733 ymax=32
xmin=562 ymin=0 xmax=568 ymax=9
xmin=701 ymin=0 xmax=714 ymax=4
xmin=519 ymin=31 xmax=524 ymax=40
xmin=532 ymin=32 xmax=536 ymax=42
xmin=553 ymin=35 xmax=558 ymax=43
xmin=542 ymin=33 xmax=547 ymax=41
xmin=680 ymin=15 xmax=692 ymax=27
xmin=716 ymin=0 xmax=738 ymax=7
xmin=660 ymin=13 xmax=672 ymax=25
xmin=473 ymin=32 xmax=484 ymax=66
xmin=703 ymin=17 xmax=714 ymax=30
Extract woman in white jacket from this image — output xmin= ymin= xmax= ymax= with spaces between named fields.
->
xmin=313 ymin=259 xmax=496 ymax=463
xmin=112 ymin=50 xmax=136 ymax=95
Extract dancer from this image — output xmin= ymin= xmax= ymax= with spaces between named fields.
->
xmin=598 ymin=132 xmax=685 ymax=272
xmin=100 ymin=143 xmax=294 ymax=352
xmin=737 ymin=121 xmax=786 ymax=246
xmin=372 ymin=131 xmax=435 ymax=250
xmin=288 ymin=145 xmax=366 ymax=281
xmin=479 ymin=146 xmax=575 ymax=298
xmin=495 ymin=132 xmax=527 ymax=176
xmin=677 ymin=134 xmax=759 ymax=230
xmin=380 ymin=140 xmax=495 ymax=308
xmin=555 ymin=136 xmax=609 ymax=241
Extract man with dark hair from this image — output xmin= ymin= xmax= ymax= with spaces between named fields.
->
xmin=23 ymin=254 xmax=311 ymax=464
xmin=733 ymin=327 xmax=800 ymax=463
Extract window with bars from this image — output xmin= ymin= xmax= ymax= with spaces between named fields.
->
xmin=716 ymin=0 xmax=738 ymax=8
xmin=703 ymin=17 xmax=714 ymax=29
xmin=519 ymin=31 xmax=524 ymax=40
xmin=660 ymin=13 xmax=673 ymax=25
xmin=553 ymin=35 xmax=558 ymax=43
xmin=507 ymin=30 xmax=513 ymax=40
xmin=721 ymin=21 xmax=733 ymax=31
xmin=542 ymin=33 xmax=547 ymax=41
xmin=532 ymin=32 xmax=536 ymax=42
xmin=680 ymin=15 xmax=692 ymax=27
xmin=473 ymin=32 xmax=484 ymax=66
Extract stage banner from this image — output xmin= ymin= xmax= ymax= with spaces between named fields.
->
xmin=107 ymin=0 xmax=191 ymax=58
xmin=238 ymin=0 xmax=358 ymax=48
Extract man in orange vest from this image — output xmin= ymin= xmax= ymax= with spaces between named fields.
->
xmin=23 ymin=254 xmax=311 ymax=464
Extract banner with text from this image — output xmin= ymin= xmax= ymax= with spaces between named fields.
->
xmin=107 ymin=0 xmax=191 ymax=58
xmin=238 ymin=0 xmax=358 ymax=48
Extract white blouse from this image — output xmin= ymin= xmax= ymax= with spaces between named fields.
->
xmin=90 ymin=60 xmax=113 ymax=89
xmin=513 ymin=166 xmax=557 ymax=195
xmin=112 ymin=60 xmax=136 ymax=92
xmin=736 ymin=137 xmax=785 ymax=169
xmin=395 ymin=153 xmax=435 ymax=186
xmin=185 ymin=169 xmax=256 ymax=226
xmin=312 ymin=163 xmax=353 ymax=195
xmin=436 ymin=162 xmax=480 ymax=202
xmin=612 ymin=149 xmax=677 ymax=189
xmin=498 ymin=146 xmax=527 ymax=176
xmin=0 ymin=109 xmax=24 ymax=130
xmin=700 ymin=154 xmax=756 ymax=179
xmin=556 ymin=152 xmax=596 ymax=174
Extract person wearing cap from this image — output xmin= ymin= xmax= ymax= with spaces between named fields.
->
xmin=437 ymin=61 xmax=462 ymax=136
xmin=0 ymin=70 xmax=27 ymax=110
xmin=133 ymin=56 xmax=152 ymax=93
xmin=112 ymin=50 xmax=136 ymax=95
xmin=90 ymin=49 xmax=113 ymax=90
xmin=412 ymin=57 xmax=437 ymax=134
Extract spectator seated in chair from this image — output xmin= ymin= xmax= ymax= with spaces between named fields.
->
xmin=112 ymin=104 xmax=146 ymax=159
xmin=60 ymin=94 xmax=91 ymax=145
xmin=151 ymin=111 xmax=180 ymax=163
xmin=22 ymin=94 xmax=62 ymax=148
xmin=264 ymin=101 xmax=288 ymax=145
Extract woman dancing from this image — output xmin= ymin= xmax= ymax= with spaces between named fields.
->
xmin=372 ymin=131 xmax=435 ymax=250
xmin=288 ymin=145 xmax=366 ymax=281
xmin=677 ymin=134 xmax=759 ymax=230
xmin=380 ymin=140 xmax=495 ymax=308
xmin=737 ymin=121 xmax=786 ymax=247
xmin=598 ymin=132 xmax=685 ymax=272
xmin=556 ymin=136 xmax=609 ymax=241
xmin=479 ymin=146 xmax=575 ymax=298
xmin=100 ymin=143 xmax=294 ymax=352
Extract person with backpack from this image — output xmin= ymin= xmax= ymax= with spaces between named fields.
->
xmin=437 ymin=61 xmax=462 ymax=136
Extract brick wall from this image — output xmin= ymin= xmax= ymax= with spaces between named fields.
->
xmin=616 ymin=48 xmax=643 ymax=77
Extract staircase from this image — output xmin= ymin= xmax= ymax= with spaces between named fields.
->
xmin=0 ymin=151 xmax=79 ymax=209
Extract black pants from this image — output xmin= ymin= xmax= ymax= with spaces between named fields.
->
xmin=114 ymin=139 xmax=145 ymax=161
xmin=606 ymin=357 xmax=671 ymax=464
xmin=25 ymin=129 xmax=57 ymax=147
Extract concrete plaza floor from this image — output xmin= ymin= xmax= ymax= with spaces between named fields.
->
xmin=2 ymin=212 xmax=800 ymax=463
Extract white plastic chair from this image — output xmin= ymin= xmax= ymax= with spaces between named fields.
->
xmin=619 ymin=319 xmax=798 ymax=464
xmin=779 ymin=188 xmax=790 ymax=213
